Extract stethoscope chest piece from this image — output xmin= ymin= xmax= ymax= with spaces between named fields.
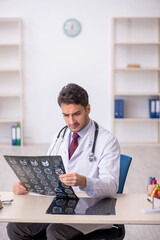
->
xmin=89 ymin=152 xmax=95 ymax=162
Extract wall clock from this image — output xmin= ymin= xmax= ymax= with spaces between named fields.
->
xmin=63 ymin=19 xmax=81 ymax=37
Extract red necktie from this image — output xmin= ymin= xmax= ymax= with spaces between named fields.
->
xmin=69 ymin=132 xmax=79 ymax=159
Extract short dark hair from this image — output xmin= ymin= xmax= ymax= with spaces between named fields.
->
xmin=58 ymin=83 xmax=89 ymax=107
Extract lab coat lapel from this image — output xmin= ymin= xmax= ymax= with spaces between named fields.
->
xmin=58 ymin=130 xmax=70 ymax=161
xmin=75 ymin=135 xmax=91 ymax=157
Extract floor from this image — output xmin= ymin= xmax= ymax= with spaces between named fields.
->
xmin=0 ymin=144 xmax=160 ymax=239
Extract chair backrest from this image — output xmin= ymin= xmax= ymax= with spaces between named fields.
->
xmin=117 ymin=154 xmax=132 ymax=194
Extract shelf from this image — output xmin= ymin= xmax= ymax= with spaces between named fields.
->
xmin=0 ymin=18 xmax=21 ymax=21
xmin=0 ymin=93 xmax=21 ymax=97
xmin=114 ymin=93 xmax=160 ymax=96
xmin=0 ymin=18 xmax=23 ymax=146
xmin=114 ymin=68 xmax=160 ymax=71
xmin=0 ymin=144 xmax=22 ymax=147
xmin=0 ymin=68 xmax=20 ymax=72
xmin=112 ymin=17 xmax=160 ymax=144
xmin=0 ymin=43 xmax=19 ymax=47
xmin=120 ymin=142 xmax=160 ymax=146
xmin=114 ymin=118 xmax=159 ymax=122
xmin=114 ymin=42 xmax=160 ymax=46
xmin=0 ymin=118 xmax=22 ymax=123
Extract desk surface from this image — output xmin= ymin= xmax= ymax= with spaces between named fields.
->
xmin=0 ymin=192 xmax=160 ymax=224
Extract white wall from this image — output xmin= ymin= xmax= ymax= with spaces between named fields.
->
xmin=0 ymin=0 xmax=160 ymax=144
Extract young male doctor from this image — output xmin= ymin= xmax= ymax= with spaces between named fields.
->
xmin=7 ymin=83 xmax=120 ymax=240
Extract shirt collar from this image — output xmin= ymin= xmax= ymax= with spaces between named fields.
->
xmin=77 ymin=119 xmax=92 ymax=139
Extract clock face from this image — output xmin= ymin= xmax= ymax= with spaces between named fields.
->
xmin=63 ymin=19 xmax=81 ymax=37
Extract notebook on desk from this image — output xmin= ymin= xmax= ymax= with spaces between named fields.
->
xmin=4 ymin=155 xmax=77 ymax=198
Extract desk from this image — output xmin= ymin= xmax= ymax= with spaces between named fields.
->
xmin=0 ymin=192 xmax=160 ymax=225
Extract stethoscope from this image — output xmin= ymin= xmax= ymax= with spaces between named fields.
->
xmin=49 ymin=121 xmax=99 ymax=162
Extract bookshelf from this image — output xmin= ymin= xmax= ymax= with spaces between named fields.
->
xmin=112 ymin=18 xmax=160 ymax=144
xmin=0 ymin=18 xmax=23 ymax=146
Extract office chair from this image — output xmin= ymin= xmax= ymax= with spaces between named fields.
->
xmin=72 ymin=154 xmax=132 ymax=240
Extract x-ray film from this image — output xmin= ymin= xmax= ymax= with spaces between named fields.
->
xmin=46 ymin=197 xmax=117 ymax=215
xmin=4 ymin=155 xmax=78 ymax=198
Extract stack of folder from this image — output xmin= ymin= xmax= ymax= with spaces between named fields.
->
xmin=11 ymin=126 xmax=21 ymax=146
xmin=149 ymin=99 xmax=160 ymax=118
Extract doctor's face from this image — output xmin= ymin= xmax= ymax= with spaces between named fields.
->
xmin=60 ymin=103 xmax=90 ymax=132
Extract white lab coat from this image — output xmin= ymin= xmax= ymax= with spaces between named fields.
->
xmin=47 ymin=120 xmax=120 ymax=234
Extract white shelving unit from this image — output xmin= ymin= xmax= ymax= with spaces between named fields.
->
xmin=0 ymin=18 xmax=23 ymax=145
xmin=112 ymin=18 xmax=160 ymax=144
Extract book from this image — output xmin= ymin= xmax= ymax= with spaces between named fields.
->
xmin=127 ymin=64 xmax=140 ymax=68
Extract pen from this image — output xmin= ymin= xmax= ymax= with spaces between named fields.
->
xmin=147 ymin=198 xmax=152 ymax=203
xmin=147 ymin=197 xmax=154 ymax=209
xmin=2 ymin=199 xmax=13 ymax=204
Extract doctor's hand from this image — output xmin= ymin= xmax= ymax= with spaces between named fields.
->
xmin=59 ymin=173 xmax=86 ymax=188
xmin=13 ymin=182 xmax=28 ymax=195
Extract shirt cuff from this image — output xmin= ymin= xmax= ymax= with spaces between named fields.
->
xmin=79 ymin=177 xmax=94 ymax=197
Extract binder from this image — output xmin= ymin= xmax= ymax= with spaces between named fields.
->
xmin=11 ymin=126 xmax=16 ymax=146
xmin=16 ymin=126 xmax=21 ymax=146
xmin=149 ymin=99 xmax=156 ymax=118
xmin=119 ymin=99 xmax=124 ymax=118
xmin=115 ymin=99 xmax=119 ymax=118
xmin=155 ymin=99 xmax=160 ymax=118
xmin=115 ymin=99 xmax=124 ymax=118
